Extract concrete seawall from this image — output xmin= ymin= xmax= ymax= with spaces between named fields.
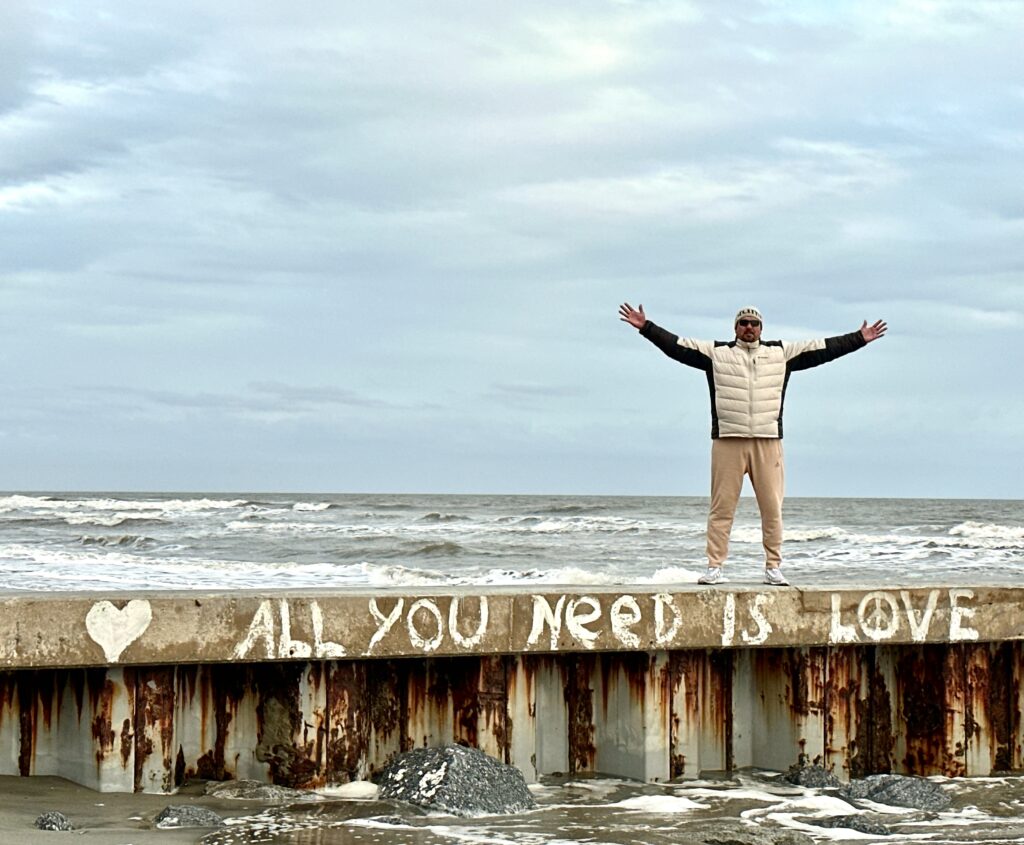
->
xmin=1 ymin=585 xmax=1022 ymax=793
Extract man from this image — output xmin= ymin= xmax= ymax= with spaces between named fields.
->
xmin=618 ymin=303 xmax=886 ymax=586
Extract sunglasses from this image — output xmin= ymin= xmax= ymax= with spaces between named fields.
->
xmin=737 ymin=319 xmax=761 ymax=328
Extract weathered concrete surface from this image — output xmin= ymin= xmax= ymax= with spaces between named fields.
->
xmin=0 ymin=585 xmax=1019 ymax=668
xmin=1 ymin=585 xmax=1023 ymax=794
xmin=1 ymin=641 xmax=1022 ymax=793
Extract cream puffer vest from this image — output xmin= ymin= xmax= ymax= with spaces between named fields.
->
xmin=639 ymin=322 xmax=866 ymax=438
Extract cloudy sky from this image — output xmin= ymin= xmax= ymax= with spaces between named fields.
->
xmin=1 ymin=1 xmax=1021 ymax=498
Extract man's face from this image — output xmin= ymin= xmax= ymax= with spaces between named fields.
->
xmin=735 ymin=318 xmax=762 ymax=343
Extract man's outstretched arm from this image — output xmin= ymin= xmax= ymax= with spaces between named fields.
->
xmin=618 ymin=302 xmax=713 ymax=370
xmin=786 ymin=318 xmax=888 ymax=371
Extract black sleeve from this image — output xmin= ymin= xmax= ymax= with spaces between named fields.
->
xmin=787 ymin=330 xmax=867 ymax=372
xmin=638 ymin=321 xmax=712 ymax=371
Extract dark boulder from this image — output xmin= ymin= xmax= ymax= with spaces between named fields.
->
xmin=783 ymin=764 xmax=841 ymax=789
xmin=205 ymin=779 xmax=314 ymax=802
xmin=378 ymin=744 xmax=536 ymax=817
xmin=842 ymin=774 xmax=950 ymax=811
xmin=34 ymin=812 xmax=73 ymax=831
xmin=154 ymin=805 xmax=225 ymax=828
xmin=809 ymin=815 xmax=892 ymax=835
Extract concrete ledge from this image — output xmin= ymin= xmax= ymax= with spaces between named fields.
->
xmin=1 ymin=585 xmax=1020 ymax=668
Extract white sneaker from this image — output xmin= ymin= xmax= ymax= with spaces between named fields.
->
xmin=763 ymin=567 xmax=790 ymax=586
xmin=697 ymin=567 xmax=725 ymax=585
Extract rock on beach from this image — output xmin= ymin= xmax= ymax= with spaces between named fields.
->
xmin=842 ymin=774 xmax=951 ymax=811
xmin=154 ymin=804 xmax=225 ymax=828
xmin=34 ymin=811 xmax=73 ymax=831
xmin=378 ymin=744 xmax=537 ymax=817
xmin=783 ymin=763 xmax=841 ymax=789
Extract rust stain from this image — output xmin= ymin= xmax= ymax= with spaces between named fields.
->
xmin=133 ymin=666 xmax=176 ymax=791
xmin=964 ymin=642 xmax=1017 ymax=774
xmin=174 ymin=745 xmax=186 ymax=787
xmin=846 ymin=646 xmax=895 ymax=778
xmin=18 ymin=676 xmax=35 ymax=777
xmin=623 ymin=653 xmax=651 ymax=710
xmin=445 ymin=659 xmax=479 ymax=748
xmin=90 ymin=676 xmax=117 ymax=768
xmin=478 ymin=656 xmax=509 ymax=761
xmin=404 ymin=660 xmax=428 ymax=750
xmin=254 ymin=663 xmax=321 ymax=789
xmin=37 ymin=671 xmax=57 ymax=732
xmin=70 ymin=670 xmax=86 ymax=721
xmin=120 ymin=717 xmax=133 ymax=768
xmin=709 ymin=650 xmax=734 ymax=773
xmin=826 ymin=646 xmax=865 ymax=777
xmin=986 ymin=642 xmax=1018 ymax=771
xmin=178 ymin=664 xmax=199 ymax=704
xmin=362 ymin=659 xmax=404 ymax=776
xmin=896 ymin=645 xmax=962 ymax=776
xmin=669 ymin=652 xmax=702 ymax=778
xmin=192 ymin=664 xmax=247 ymax=783
xmin=326 ymin=661 xmax=370 ymax=783
xmin=565 ymin=655 xmax=596 ymax=774
xmin=2 ymin=639 xmax=1021 ymax=792
xmin=0 ymin=673 xmax=16 ymax=732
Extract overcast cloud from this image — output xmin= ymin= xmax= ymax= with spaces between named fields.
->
xmin=1 ymin=0 xmax=1021 ymax=497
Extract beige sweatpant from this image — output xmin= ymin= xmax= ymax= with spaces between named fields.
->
xmin=707 ymin=437 xmax=785 ymax=569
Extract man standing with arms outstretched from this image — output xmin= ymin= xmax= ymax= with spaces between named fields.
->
xmin=619 ymin=303 xmax=887 ymax=586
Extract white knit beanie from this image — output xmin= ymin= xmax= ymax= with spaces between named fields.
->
xmin=734 ymin=306 xmax=763 ymax=325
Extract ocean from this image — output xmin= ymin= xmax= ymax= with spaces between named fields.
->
xmin=2 ymin=491 xmax=1023 ymax=844
xmin=1 ymin=492 xmax=1022 ymax=591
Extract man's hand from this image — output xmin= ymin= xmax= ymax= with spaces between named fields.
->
xmin=619 ymin=302 xmax=647 ymax=329
xmin=860 ymin=319 xmax=887 ymax=343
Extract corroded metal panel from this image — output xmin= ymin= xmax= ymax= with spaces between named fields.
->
xmin=474 ymin=655 xmax=509 ymax=763
xmin=253 ymin=663 xmax=324 ymax=788
xmin=406 ymin=659 xmax=448 ymax=749
xmin=825 ymin=646 xmax=893 ymax=779
xmin=134 ymin=666 xmax=177 ymax=793
xmin=56 ymin=668 xmax=135 ymax=792
xmin=700 ymin=651 xmax=732 ymax=774
xmin=1014 ymin=643 xmax=1024 ymax=771
xmin=175 ymin=664 xmax=268 ymax=784
xmin=296 ymin=662 xmax=329 ymax=788
xmin=0 ymin=672 xmax=18 ymax=775
xmin=566 ymin=655 xmax=597 ymax=775
xmin=731 ymin=650 xmax=753 ymax=769
xmin=19 ymin=670 xmax=61 ymax=778
xmin=366 ymin=660 xmax=404 ymax=775
xmin=669 ymin=651 xmax=703 ymax=779
xmin=506 ymin=655 xmax=539 ymax=780
xmin=962 ymin=642 xmax=1019 ymax=775
xmin=590 ymin=652 xmax=669 ymax=781
xmin=744 ymin=647 xmax=827 ymax=773
xmin=891 ymin=645 xmax=966 ymax=776
xmin=2 ymin=635 xmax=1024 ymax=793
xmin=325 ymin=662 xmax=369 ymax=783
xmin=645 ymin=652 xmax=672 ymax=781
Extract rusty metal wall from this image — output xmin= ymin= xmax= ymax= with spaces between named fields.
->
xmin=0 ymin=642 xmax=1020 ymax=793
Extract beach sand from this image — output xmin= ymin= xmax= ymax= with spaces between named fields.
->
xmin=0 ymin=776 xmax=254 ymax=845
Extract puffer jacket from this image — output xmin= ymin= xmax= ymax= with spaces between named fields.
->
xmin=639 ymin=321 xmax=866 ymax=438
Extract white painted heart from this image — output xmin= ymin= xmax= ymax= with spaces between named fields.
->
xmin=85 ymin=599 xmax=153 ymax=663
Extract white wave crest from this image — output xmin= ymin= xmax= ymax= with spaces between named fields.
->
xmin=293 ymin=502 xmax=332 ymax=512
xmin=0 ymin=494 xmax=56 ymax=512
xmin=949 ymin=521 xmax=1024 ymax=543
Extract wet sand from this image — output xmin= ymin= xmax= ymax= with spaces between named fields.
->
xmin=0 ymin=776 xmax=251 ymax=845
